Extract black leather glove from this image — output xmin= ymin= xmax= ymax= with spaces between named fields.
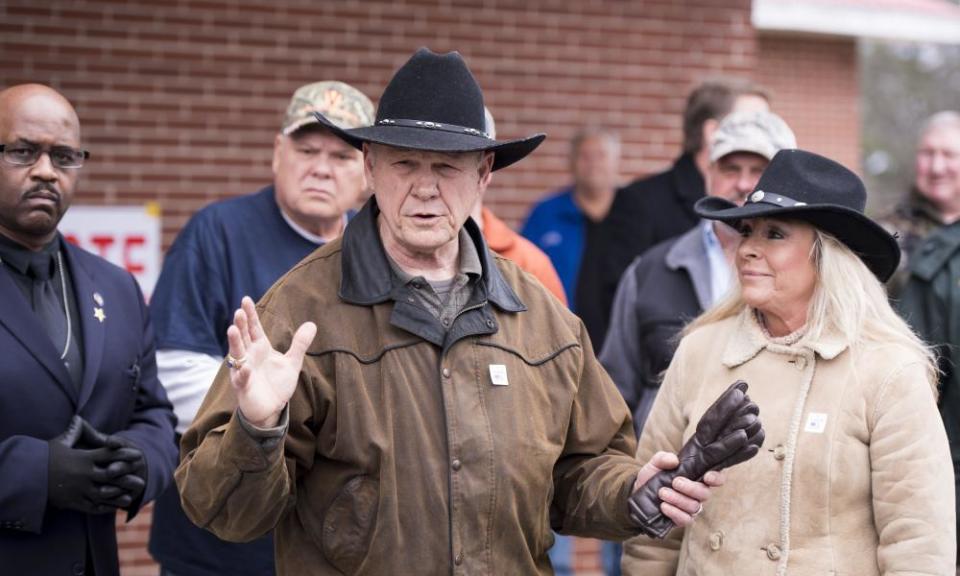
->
xmin=627 ymin=380 xmax=765 ymax=539
xmin=47 ymin=416 xmax=147 ymax=514
xmin=97 ymin=433 xmax=147 ymax=505
xmin=48 ymin=417 xmax=133 ymax=514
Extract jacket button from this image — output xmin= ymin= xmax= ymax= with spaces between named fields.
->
xmin=765 ymin=543 xmax=782 ymax=561
xmin=485 ymin=319 xmax=494 ymax=328
xmin=795 ymin=356 xmax=807 ymax=370
xmin=442 ymin=318 xmax=451 ymax=327
xmin=72 ymin=562 xmax=85 ymax=575
xmin=772 ymin=445 xmax=786 ymax=461
xmin=442 ymin=368 xmax=450 ymax=378
xmin=708 ymin=530 xmax=723 ymax=551
xmin=452 ymin=459 xmax=462 ymax=471
xmin=455 ymin=551 xmax=463 ymax=565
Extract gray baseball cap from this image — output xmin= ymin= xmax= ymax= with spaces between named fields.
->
xmin=281 ymin=81 xmax=374 ymax=135
xmin=710 ymin=110 xmax=797 ymax=163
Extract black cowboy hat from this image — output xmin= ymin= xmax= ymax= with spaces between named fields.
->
xmin=695 ymin=148 xmax=900 ymax=282
xmin=312 ymin=47 xmax=545 ymax=171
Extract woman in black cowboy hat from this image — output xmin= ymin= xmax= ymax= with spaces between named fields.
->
xmin=623 ymin=149 xmax=955 ymax=575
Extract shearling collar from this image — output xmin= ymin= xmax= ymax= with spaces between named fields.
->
xmin=338 ymin=196 xmax=526 ymax=313
xmin=721 ymin=307 xmax=849 ymax=368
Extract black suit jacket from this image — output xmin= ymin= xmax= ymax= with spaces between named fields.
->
xmin=576 ymin=153 xmax=705 ymax=351
xmin=0 ymin=237 xmax=178 ymax=576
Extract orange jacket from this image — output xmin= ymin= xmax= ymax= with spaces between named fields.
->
xmin=481 ymin=207 xmax=567 ymax=305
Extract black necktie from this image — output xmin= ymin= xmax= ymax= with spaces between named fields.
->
xmin=27 ymin=251 xmax=69 ymax=357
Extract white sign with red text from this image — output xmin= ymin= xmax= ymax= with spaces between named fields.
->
xmin=59 ymin=204 xmax=161 ymax=299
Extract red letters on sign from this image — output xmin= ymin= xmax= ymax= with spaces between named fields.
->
xmin=124 ymin=235 xmax=145 ymax=274
xmin=66 ymin=234 xmax=147 ymax=276
xmin=90 ymin=235 xmax=115 ymax=258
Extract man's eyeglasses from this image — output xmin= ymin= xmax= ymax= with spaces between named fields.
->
xmin=0 ymin=143 xmax=90 ymax=169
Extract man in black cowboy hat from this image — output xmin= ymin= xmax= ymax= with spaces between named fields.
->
xmin=175 ymin=48 xmax=732 ymax=574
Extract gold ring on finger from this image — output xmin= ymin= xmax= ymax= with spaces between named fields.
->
xmin=225 ymin=354 xmax=246 ymax=370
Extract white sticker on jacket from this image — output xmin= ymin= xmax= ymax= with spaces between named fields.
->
xmin=804 ymin=412 xmax=828 ymax=433
xmin=489 ymin=364 xmax=509 ymax=386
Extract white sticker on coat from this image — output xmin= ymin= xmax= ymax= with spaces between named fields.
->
xmin=804 ymin=412 xmax=828 ymax=433
xmin=489 ymin=364 xmax=509 ymax=386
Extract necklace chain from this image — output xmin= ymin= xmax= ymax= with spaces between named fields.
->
xmin=55 ymin=251 xmax=72 ymax=361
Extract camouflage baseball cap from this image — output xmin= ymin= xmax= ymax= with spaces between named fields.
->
xmin=281 ymin=81 xmax=374 ymax=135
xmin=710 ymin=110 xmax=796 ymax=163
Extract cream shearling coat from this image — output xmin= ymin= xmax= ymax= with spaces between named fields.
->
xmin=622 ymin=309 xmax=956 ymax=576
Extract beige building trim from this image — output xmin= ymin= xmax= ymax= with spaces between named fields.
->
xmin=753 ymin=0 xmax=960 ymax=44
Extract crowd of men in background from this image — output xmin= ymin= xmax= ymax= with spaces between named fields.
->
xmin=1 ymin=62 xmax=958 ymax=576
xmin=522 ymin=85 xmax=960 ymax=574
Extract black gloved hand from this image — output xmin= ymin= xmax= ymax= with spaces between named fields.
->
xmin=627 ymin=380 xmax=765 ymax=539
xmin=97 ymin=433 xmax=147 ymax=504
xmin=66 ymin=415 xmax=147 ymax=499
xmin=48 ymin=434 xmax=133 ymax=513
xmin=47 ymin=416 xmax=146 ymax=514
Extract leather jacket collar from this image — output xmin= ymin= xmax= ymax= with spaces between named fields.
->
xmin=338 ymin=197 xmax=526 ymax=314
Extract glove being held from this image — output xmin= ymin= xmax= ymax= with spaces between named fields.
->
xmin=627 ymin=380 xmax=764 ymax=539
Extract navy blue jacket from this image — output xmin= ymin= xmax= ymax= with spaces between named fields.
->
xmin=0 ymin=238 xmax=178 ymax=576
xmin=148 ymin=186 xmax=323 ymax=576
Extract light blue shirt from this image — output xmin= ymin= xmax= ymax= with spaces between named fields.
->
xmin=701 ymin=219 xmax=732 ymax=305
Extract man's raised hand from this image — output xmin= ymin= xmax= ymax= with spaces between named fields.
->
xmin=226 ymin=296 xmax=317 ymax=428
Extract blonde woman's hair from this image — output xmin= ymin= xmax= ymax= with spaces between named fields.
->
xmin=686 ymin=225 xmax=939 ymax=394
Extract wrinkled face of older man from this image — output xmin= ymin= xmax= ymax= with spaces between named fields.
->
xmin=272 ymin=126 xmax=366 ymax=236
xmin=365 ymin=143 xmax=493 ymax=258
xmin=0 ymin=87 xmax=81 ymax=249
xmin=915 ymin=124 xmax=960 ymax=216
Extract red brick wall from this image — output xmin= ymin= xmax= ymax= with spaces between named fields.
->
xmin=116 ymin=508 xmax=157 ymax=576
xmin=756 ymin=33 xmax=860 ymax=173
xmin=1 ymin=0 xmax=759 ymax=240
xmin=1 ymin=2 xmax=859 ymax=575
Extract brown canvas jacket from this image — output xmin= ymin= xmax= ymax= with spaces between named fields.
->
xmin=176 ymin=201 xmax=642 ymax=575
